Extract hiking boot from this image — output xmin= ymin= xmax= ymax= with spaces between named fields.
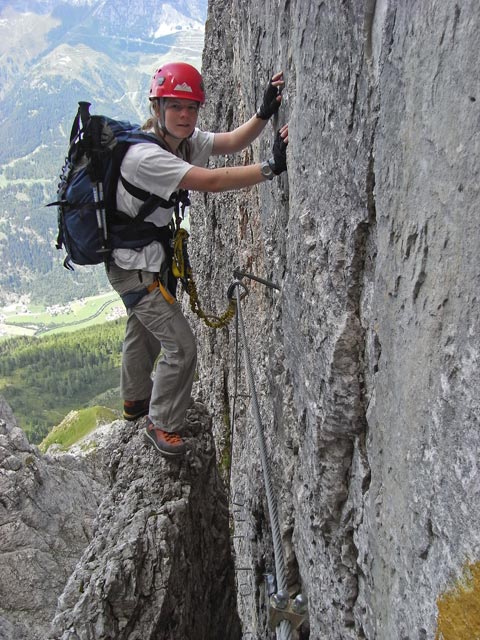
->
xmin=144 ymin=421 xmax=187 ymax=457
xmin=123 ymin=398 xmax=150 ymax=421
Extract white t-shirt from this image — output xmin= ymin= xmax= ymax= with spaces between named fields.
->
xmin=112 ymin=127 xmax=214 ymax=271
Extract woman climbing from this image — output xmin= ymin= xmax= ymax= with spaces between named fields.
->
xmin=108 ymin=61 xmax=288 ymax=457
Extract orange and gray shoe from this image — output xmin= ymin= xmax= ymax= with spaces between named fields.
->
xmin=123 ymin=398 xmax=150 ymax=421
xmin=144 ymin=420 xmax=187 ymax=457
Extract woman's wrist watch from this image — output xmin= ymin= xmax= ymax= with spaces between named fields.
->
xmin=261 ymin=159 xmax=275 ymax=180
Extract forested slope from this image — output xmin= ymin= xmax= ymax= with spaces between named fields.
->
xmin=0 ymin=319 xmax=125 ymax=441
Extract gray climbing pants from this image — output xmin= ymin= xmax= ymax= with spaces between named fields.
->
xmin=106 ymin=263 xmax=197 ymax=433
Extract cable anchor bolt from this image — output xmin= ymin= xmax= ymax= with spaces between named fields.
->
xmin=268 ymin=591 xmax=308 ymax=631
xmin=227 ymin=279 xmax=248 ymax=301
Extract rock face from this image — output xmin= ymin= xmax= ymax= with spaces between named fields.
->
xmin=0 ymin=397 xmax=106 ymax=640
xmin=0 ymin=397 xmax=240 ymax=640
xmin=50 ymin=403 xmax=240 ymax=640
xmin=189 ymin=0 xmax=480 ymax=638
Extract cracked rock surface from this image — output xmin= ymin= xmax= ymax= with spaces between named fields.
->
xmin=0 ymin=396 xmax=106 ymax=640
xmin=190 ymin=1 xmax=480 ymax=638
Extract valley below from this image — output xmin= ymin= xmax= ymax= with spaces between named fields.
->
xmin=0 ymin=291 xmax=125 ymax=338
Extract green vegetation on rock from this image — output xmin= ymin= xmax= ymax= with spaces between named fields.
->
xmin=39 ymin=405 xmax=118 ymax=453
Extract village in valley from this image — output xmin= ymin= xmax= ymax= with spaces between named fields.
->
xmin=0 ymin=294 xmax=126 ymax=338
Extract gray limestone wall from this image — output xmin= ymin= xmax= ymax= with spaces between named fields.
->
xmin=189 ymin=1 xmax=480 ymax=638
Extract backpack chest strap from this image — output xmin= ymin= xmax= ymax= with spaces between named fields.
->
xmin=121 ymin=174 xmax=174 ymax=204
xmin=120 ymin=175 xmax=190 ymax=223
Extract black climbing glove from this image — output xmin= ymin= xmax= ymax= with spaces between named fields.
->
xmin=256 ymin=76 xmax=282 ymax=120
xmin=268 ymin=129 xmax=288 ymax=175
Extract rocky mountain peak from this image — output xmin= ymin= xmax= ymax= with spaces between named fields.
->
xmin=0 ymin=396 xmax=240 ymax=640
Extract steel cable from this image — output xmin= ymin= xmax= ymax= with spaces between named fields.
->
xmin=233 ymin=284 xmax=294 ymax=640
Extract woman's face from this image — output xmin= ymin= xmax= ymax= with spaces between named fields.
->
xmin=162 ymin=98 xmax=199 ymax=139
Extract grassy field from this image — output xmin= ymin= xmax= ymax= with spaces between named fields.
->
xmin=1 ymin=292 xmax=126 ymax=338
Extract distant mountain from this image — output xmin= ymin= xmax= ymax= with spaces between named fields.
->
xmin=0 ymin=0 xmax=206 ymax=305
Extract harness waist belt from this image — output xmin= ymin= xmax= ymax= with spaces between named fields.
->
xmin=120 ymin=280 xmax=175 ymax=309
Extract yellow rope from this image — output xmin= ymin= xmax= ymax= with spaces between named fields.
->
xmin=172 ymin=228 xmax=236 ymax=329
xmin=171 ymin=228 xmax=189 ymax=279
xmin=186 ymin=278 xmax=236 ymax=329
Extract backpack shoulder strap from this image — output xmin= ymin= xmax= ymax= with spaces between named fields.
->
xmin=113 ymin=131 xmax=189 ymax=223
xmin=119 ymin=174 xmax=176 ymax=222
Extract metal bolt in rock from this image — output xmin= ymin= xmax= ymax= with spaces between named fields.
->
xmin=292 ymin=593 xmax=308 ymax=614
xmin=271 ymin=589 xmax=290 ymax=609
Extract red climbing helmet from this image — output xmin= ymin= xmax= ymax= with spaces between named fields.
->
xmin=149 ymin=62 xmax=205 ymax=105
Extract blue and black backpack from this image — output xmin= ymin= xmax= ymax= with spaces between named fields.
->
xmin=50 ymin=101 xmax=190 ymax=270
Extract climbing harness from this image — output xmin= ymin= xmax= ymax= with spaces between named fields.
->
xmin=228 ymin=272 xmax=308 ymax=640
xmin=171 ymin=225 xmax=236 ymax=329
xmin=119 ymin=277 xmax=175 ymax=309
xmin=120 ymin=201 xmax=237 ymax=325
